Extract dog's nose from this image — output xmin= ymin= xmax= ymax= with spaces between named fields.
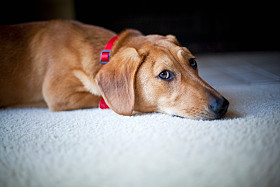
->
xmin=209 ymin=96 xmax=229 ymax=118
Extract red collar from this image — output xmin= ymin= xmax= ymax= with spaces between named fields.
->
xmin=100 ymin=35 xmax=118 ymax=64
xmin=99 ymin=35 xmax=118 ymax=109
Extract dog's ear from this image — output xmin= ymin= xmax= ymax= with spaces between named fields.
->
xmin=166 ymin=34 xmax=180 ymax=46
xmin=96 ymin=47 xmax=145 ymax=116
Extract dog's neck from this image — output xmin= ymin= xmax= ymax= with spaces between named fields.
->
xmin=97 ymin=30 xmax=144 ymax=110
xmin=100 ymin=35 xmax=118 ymax=65
xmin=98 ymin=35 xmax=118 ymax=109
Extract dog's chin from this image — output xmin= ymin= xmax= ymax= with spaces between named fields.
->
xmin=162 ymin=108 xmax=225 ymax=120
xmin=171 ymin=113 xmax=220 ymax=120
xmin=157 ymin=108 xmax=225 ymax=121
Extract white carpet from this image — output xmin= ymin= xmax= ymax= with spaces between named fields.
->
xmin=1 ymin=53 xmax=280 ymax=187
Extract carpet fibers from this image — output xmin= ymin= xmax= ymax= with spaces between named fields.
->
xmin=0 ymin=53 xmax=280 ymax=187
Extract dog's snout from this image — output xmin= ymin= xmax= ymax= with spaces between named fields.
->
xmin=209 ymin=96 xmax=229 ymax=119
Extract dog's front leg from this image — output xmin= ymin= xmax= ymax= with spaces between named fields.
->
xmin=42 ymin=74 xmax=100 ymax=111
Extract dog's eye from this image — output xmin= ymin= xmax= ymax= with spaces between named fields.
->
xmin=189 ymin=58 xmax=197 ymax=70
xmin=158 ymin=70 xmax=175 ymax=81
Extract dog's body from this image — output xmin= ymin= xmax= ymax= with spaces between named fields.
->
xmin=0 ymin=20 xmax=229 ymax=120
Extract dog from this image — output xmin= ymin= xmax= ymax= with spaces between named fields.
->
xmin=0 ymin=20 xmax=229 ymax=120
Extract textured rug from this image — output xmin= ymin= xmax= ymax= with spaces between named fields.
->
xmin=1 ymin=52 xmax=280 ymax=187
xmin=0 ymin=83 xmax=279 ymax=187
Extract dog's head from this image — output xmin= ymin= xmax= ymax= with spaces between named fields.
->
xmin=96 ymin=30 xmax=229 ymax=120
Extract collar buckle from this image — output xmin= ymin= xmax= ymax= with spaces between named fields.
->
xmin=100 ymin=50 xmax=111 ymax=64
xmin=98 ymin=35 xmax=118 ymax=110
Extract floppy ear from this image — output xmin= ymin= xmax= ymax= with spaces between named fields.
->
xmin=95 ymin=47 xmax=144 ymax=116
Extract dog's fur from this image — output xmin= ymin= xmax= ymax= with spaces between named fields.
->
xmin=0 ymin=20 xmax=228 ymax=120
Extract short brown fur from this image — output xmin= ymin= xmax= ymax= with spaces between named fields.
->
xmin=0 ymin=20 xmax=228 ymax=120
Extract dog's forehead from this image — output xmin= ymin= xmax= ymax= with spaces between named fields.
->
xmin=144 ymin=35 xmax=194 ymax=59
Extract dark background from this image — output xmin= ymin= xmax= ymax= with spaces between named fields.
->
xmin=1 ymin=0 xmax=279 ymax=53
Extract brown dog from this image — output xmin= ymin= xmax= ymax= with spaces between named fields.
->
xmin=0 ymin=20 xmax=229 ymax=120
